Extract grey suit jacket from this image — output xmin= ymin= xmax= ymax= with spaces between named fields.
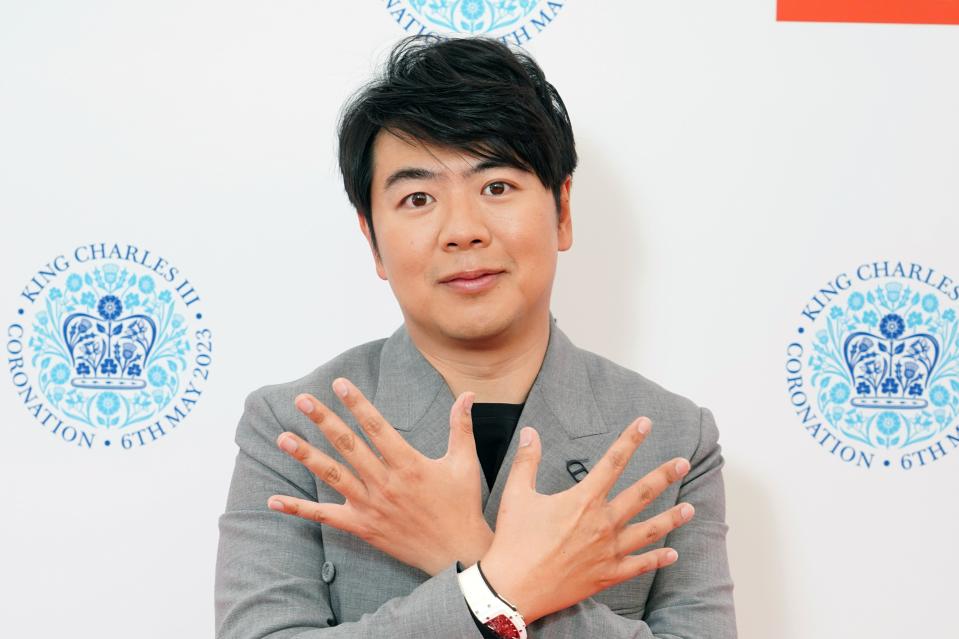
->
xmin=214 ymin=312 xmax=737 ymax=638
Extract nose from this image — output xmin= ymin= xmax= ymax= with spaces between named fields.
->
xmin=439 ymin=189 xmax=491 ymax=250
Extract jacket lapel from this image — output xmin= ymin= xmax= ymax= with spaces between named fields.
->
xmin=370 ymin=312 xmax=614 ymax=525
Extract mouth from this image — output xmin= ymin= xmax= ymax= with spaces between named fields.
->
xmin=439 ymin=268 xmax=505 ymax=283
xmin=439 ymin=270 xmax=505 ymax=293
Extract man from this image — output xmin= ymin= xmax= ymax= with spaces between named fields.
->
xmin=214 ymin=35 xmax=736 ymax=638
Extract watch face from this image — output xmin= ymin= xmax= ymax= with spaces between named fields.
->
xmin=485 ymin=614 xmax=521 ymax=639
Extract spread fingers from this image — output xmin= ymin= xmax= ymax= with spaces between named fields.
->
xmin=617 ymin=502 xmax=695 ymax=557
xmin=607 ymin=456 xmax=690 ymax=527
xmin=276 ymin=432 xmax=369 ymax=505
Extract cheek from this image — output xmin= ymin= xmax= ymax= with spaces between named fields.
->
xmin=379 ymin=231 xmax=435 ymax=282
xmin=501 ymin=216 xmax=559 ymax=256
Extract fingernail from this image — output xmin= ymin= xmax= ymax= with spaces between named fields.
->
xmin=675 ymin=459 xmax=689 ymax=476
xmin=666 ymin=549 xmax=678 ymax=562
xmin=296 ymin=398 xmax=313 ymax=414
xmin=636 ymin=418 xmax=650 ymax=435
xmin=279 ymin=435 xmax=298 ymax=454
xmin=519 ymin=427 xmax=532 ymax=447
xmin=268 ymin=499 xmax=285 ymax=512
xmin=333 ymin=380 xmax=348 ymax=398
xmin=463 ymin=393 xmax=474 ymax=416
xmin=680 ymin=504 xmax=694 ymax=520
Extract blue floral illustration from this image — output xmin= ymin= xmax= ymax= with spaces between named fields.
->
xmin=50 ymin=363 xmax=70 ymax=384
xmin=830 ymin=306 xmax=843 ymax=319
xmin=124 ymin=292 xmax=141 ymax=309
xmin=66 ymin=273 xmax=83 ymax=292
xmin=930 ymin=385 xmax=950 ymax=407
xmin=97 ymin=295 xmax=123 ymax=320
xmin=879 ymin=314 xmax=905 ymax=339
xmin=874 ymin=411 xmax=901 ymax=447
xmin=885 ymin=282 xmax=903 ymax=304
xmin=848 ymin=292 xmax=865 ymax=311
xmin=26 ymin=262 xmax=193 ymax=431
xmin=829 ymin=383 xmax=850 ymax=404
xmin=139 ymin=275 xmax=155 ymax=294
xmin=102 ymin=263 xmax=119 ymax=284
xmin=807 ymin=281 xmax=959 ymax=451
xmin=148 ymin=365 xmax=168 ymax=387
xmin=97 ymin=392 xmax=120 ymax=416
xmin=408 ymin=0 xmax=541 ymax=35
xmin=462 ymin=0 xmax=484 ymax=20
xmin=876 ymin=412 xmax=900 ymax=435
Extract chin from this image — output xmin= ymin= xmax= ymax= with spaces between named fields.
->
xmin=439 ymin=309 xmax=516 ymax=342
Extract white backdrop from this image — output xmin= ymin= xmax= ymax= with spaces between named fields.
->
xmin=2 ymin=2 xmax=957 ymax=637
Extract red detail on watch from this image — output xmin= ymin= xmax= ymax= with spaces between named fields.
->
xmin=486 ymin=614 xmax=521 ymax=639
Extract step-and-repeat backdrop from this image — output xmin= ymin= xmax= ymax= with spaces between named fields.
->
xmin=2 ymin=2 xmax=956 ymax=637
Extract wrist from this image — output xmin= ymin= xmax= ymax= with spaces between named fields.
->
xmin=455 ymin=521 xmax=494 ymax=568
xmin=425 ymin=524 xmax=493 ymax=576
xmin=478 ymin=550 xmax=541 ymax=625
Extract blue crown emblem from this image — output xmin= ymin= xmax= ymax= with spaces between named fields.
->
xmin=843 ymin=312 xmax=940 ymax=409
xmin=408 ymin=0 xmax=542 ymax=35
xmin=62 ymin=294 xmax=157 ymax=390
xmin=804 ymin=281 xmax=959 ymax=452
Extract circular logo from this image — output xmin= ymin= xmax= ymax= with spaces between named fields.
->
xmin=6 ymin=243 xmax=214 ymax=450
xmin=785 ymin=261 xmax=959 ymax=471
xmin=383 ymin=0 xmax=568 ymax=44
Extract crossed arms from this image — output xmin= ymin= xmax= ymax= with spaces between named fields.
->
xmin=214 ymin=380 xmax=737 ymax=638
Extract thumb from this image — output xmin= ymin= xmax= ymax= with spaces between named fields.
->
xmin=447 ymin=391 xmax=478 ymax=460
xmin=503 ymin=426 xmax=541 ymax=494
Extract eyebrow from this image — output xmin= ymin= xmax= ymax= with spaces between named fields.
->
xmin=382 ymin=159 xmax=520 ymax=191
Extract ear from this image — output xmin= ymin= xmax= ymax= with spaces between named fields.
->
xmin=357 ymin=211 xmax=388 ymax=280
xmin=557 ymin=175 xmax=573 ymax=252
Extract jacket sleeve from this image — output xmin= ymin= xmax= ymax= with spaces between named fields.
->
xmin=526 ymin=406 xmax=738 ymax=638
xmin=214 ymin=388 xmax=487 ymax=639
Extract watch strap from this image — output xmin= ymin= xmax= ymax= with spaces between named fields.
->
xmin=456 ymin=561 xmax=527 ymax=639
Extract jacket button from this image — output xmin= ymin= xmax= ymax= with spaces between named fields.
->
xmin=321 ymin=560 xmax=336 ymax=584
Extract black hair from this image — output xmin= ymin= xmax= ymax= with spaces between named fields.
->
xmin=336 ymin=34 xmax=577 ymax=257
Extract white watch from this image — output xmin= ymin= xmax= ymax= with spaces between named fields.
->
xmin=457 ymin=561 xmax=528 ymax=639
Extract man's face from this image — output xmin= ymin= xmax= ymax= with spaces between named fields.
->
xmin=358 ymin=129 xmax=572 ymax=344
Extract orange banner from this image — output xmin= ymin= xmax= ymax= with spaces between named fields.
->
xmin=778 ymin=0 xmax=959 ymax=24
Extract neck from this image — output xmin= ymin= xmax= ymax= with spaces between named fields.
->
xmin=402 ymin=311 xmax=551 ymax=404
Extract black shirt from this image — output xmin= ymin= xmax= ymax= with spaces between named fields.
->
xmin=462 ymin=401 xmax=525 ymax=639
xmin=471 ymin=401 xmax=525 ymax=491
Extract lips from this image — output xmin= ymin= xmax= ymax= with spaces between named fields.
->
xmin=439 ymin=268 xmax=504 ymax=283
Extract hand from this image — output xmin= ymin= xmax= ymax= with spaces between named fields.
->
xmin=266 ymin=377 xmax=493 ymax=576
xmin=478 ymin=417 xmax=694 ymax=624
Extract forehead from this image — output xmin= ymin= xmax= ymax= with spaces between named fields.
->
xmin=370 ymin=129 xmax=530 ymax=191
xmin=372 ymin=130 xmax=473 ymax=176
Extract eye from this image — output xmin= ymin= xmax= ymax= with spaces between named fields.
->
xmin=483 ymin=181 xmax=512 ymax=196
xmin=401 ymin=192 xmax=434 ymax=208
